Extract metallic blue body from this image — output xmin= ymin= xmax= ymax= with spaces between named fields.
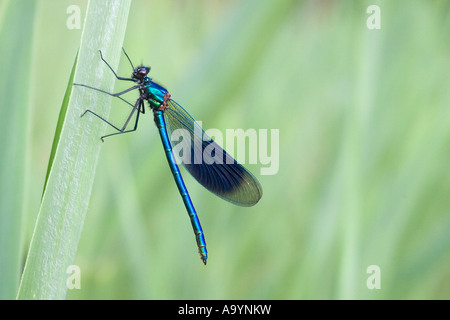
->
xmin=153 ymin=110 xmax=208 ymax=264
xmin=143 ymin=77 xmax=262 ymax=265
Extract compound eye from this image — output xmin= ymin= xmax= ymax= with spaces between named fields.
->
xmin=141 ymin=67 xmax=150 ymax=75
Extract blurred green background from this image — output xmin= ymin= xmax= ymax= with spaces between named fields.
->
xmin=1 ymin=0 xmax=450 ymax=299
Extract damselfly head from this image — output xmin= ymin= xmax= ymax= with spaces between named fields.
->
xmin=132 ymin=66 xmax=150 ymax=81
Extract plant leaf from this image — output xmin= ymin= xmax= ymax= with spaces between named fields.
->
xmin=17 ymin=0 xmax=131 ymax=300
xmin=42 ymin=52 xmax=78 ymax=197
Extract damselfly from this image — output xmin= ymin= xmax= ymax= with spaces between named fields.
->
xmin=74 ymin=49 xmax=262 ymax=264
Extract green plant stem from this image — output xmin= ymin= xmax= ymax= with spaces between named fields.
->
xmin=17 ymin=0 xmax=131 ymax=300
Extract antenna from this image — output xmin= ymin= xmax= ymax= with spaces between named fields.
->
xmin=122 ymin=47 xmax=135 ymax=70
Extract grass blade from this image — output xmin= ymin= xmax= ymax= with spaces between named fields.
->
xmin=17 ymin=0 xmax=131 ymax=300
xmin=0 ymin=0 xmax=36 ymax=299
xmin=42 ymin=51 xmax=78 ymax=197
